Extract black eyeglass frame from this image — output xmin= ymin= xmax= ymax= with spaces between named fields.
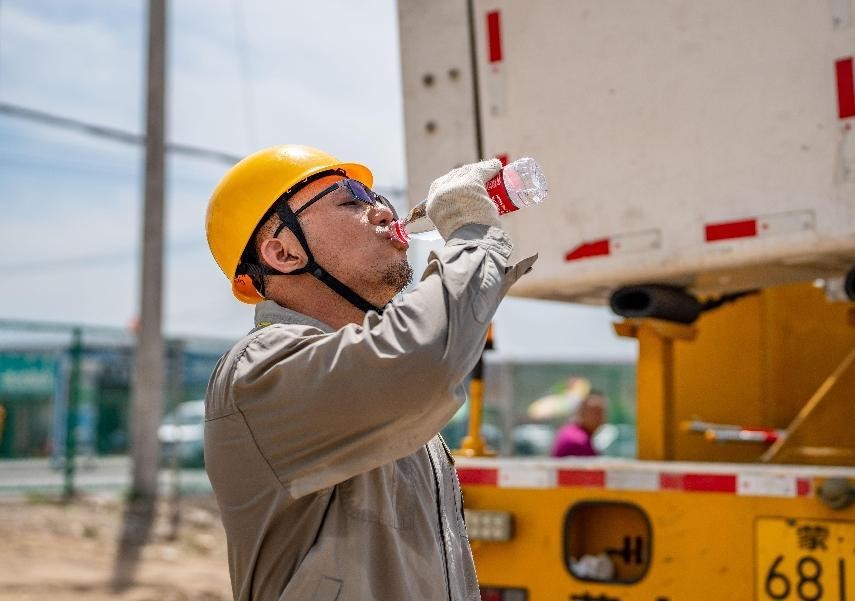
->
xmin=272 ymin=178 xmax=397 ymax=238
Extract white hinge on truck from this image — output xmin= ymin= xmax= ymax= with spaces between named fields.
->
xmin=398 ymin=2 xmax=855 ymax=600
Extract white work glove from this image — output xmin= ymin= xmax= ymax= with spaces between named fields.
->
xmin=425 ymin=158 xmax=503 ymax=240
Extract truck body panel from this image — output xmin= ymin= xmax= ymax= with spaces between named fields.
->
xmin=400 ymin=0 xmax=855 ymax=303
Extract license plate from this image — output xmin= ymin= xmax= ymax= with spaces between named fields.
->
xmin=756 ymin=517 xmax=855 ymax=600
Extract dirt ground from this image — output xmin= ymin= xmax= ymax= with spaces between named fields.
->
xmin=0 ymin=494 xmax=232 ymax=601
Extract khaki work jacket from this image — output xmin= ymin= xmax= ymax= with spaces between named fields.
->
xmin=204 ymin=225 xmax=536 ymax=601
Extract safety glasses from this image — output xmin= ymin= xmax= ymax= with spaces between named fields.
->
xmin=271 ymin=178 xmax=397 ymax=239
xmin=298 ymin=178 xmax=396 ymax=218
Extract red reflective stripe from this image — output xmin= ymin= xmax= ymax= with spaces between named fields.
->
xmin=684 ymin=473 xmax=737 ymax=493
xmin=558 ymin=469 xmax=605 ymax=487
xmin=836 ymin=57 xmax=855 ymax=119
xmin=486 ymin=11 xmax=502 ymax=63
xmin=705 ymin=219 xmax=757 ymax=242
xmin=458 ymin=464 xmax=821 ymax=497
xmin=796 ymin=478 xmax=812 ymax=497
xmin=659 ymin=473 xmax=684 ymax=490
xmin=456 ymin=467 xmax=498 ymax=485
xmin=660 ymin=472 xmax=737 ymax=493
xmin=565 ymin=239 xmax=611 ymax=261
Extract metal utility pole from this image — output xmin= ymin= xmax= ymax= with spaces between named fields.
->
xmin=130 ymin=0 xmax=167 ymax=503
xmin=62 ymin=327 xmax=83 ymax=502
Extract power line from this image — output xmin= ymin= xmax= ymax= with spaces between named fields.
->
xmin=0 ymin=148 xmax=218 ymax=185
xmin=0 ymin=100 xmax=407 ymax=196
xmin=0 ymin=237 xmax=207 ymax=273
xmin=0 ymin=101 xmax=242 ymax=164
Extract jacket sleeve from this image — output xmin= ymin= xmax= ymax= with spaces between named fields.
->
xmin=228 ymin=224 xmax=536 ymax=498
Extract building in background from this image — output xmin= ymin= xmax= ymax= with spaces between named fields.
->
xmin=1 ymin=338 xmax=635 ymax=461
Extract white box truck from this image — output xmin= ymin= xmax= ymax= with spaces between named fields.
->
xmin=398 ymin=2 xmax=855 ymax=599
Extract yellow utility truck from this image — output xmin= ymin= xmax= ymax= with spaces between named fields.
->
xmin=398 ymin=1 xmax=855 ymax=599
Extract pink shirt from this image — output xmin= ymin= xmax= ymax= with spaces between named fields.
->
xmin=551 ymin=422 xmax=597 ymax=457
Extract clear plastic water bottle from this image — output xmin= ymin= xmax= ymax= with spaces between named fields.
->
xmin=391 ymin=157 xmax=548 ymax=242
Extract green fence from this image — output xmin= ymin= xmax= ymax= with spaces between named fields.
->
xmin=0 ymin=319 xmax=233 ymax=460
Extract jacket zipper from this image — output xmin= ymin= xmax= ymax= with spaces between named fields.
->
xmin=425 ymin=441 xmax=453 ymax=601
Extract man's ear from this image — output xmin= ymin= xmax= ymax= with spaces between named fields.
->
xmin=258 ymin=231 xmax=308 ymax=274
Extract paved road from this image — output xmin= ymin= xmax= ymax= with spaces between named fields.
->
xmin=0 ymin=456 xmax=212 ymax=498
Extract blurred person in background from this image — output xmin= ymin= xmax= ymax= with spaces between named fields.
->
xmin=203 ymin=145 xmax=535 ymax=601
xmin=551 ymin=390 xmax=607 ymax=457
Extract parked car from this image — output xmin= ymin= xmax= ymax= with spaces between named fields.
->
xmin=158 ymin=400 xmax=205 ymax=467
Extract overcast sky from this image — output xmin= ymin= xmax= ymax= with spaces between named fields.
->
xmin=0 ymin=0 xmax=636 ymax=361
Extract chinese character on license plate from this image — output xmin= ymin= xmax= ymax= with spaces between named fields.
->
xmin=756 ymin=518 xmax=854 ymax=600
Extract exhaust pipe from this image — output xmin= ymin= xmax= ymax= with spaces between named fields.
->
xmin=610 ymin=285 xmax=702 ymax=324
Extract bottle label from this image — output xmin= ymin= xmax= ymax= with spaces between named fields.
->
xmin=390 ymin=220 xmax=410 ymax=243
xmin=485 ymin=172 xmax=519 ymax=215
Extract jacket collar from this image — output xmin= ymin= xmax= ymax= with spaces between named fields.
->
xmin=252 ymin=300 xmax=335 ymax=334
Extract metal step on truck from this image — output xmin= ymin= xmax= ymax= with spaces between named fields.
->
xmin=398 ymin=1 xmax=855 ymax=600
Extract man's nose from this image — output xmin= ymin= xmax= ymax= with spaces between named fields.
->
xmin=369 ymin=203 xmax=394 ymax=226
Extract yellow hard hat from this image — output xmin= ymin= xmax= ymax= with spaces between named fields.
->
xmin=205 ymin=145 xmax=373 ymax=303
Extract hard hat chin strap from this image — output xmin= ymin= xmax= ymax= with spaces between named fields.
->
xmin=242 ymin=202 xmax=384 ymax=315
xmin=302 ymin=262 xmax=384 ymax=315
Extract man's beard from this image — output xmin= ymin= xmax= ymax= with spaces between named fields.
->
xmin=382 ymin=256 xmax=414 ymax=294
